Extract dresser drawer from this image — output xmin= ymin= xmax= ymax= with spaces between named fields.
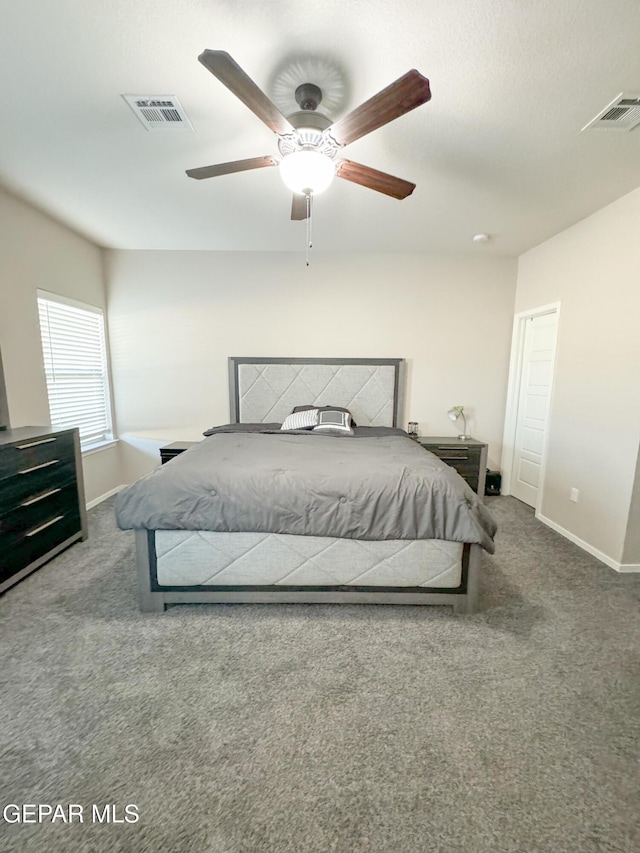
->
xmin=0 ymin=483 xmax=80 ymax=550
xmin=0 ymin=431 xmax=75 ymax=480
xmin=0 ymin=458 xmax=77 ymax=516
xmin=0 ymin=509 xmax=82 ymax=584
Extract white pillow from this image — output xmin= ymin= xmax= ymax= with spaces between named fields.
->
xmin=280 ymin=409 xmax=318 ymax=431
xmin=313 ymin=410 xmax=353 ymax=435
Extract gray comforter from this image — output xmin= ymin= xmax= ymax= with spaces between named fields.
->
xmin=115 ymin=427 xmax=497 ymax=552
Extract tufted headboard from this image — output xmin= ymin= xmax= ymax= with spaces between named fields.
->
xmin=228 ymin=357 xmax=405 ymax=427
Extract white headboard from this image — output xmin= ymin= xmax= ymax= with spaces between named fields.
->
xmin=228 ymin=357 xmax=405 ymax=427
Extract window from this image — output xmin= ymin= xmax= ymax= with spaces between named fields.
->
xmin=37 ymin=291 xmax=114 ymax=449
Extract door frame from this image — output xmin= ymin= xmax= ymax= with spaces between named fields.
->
xmin=500 ymin=302 xmax=561 ymax=511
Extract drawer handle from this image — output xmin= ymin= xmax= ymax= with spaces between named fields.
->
xmin=437 ymin=445 xmax=470 ymax=450
xmin=20 ymin=487 xmax=62 ymax=507
xmin=26 ymin=515 xmax=64 ymax=537
xmin=16 ymin=437 xmax=57 ymax=450
xmin=18 ymin=459 xmax=60 ymax=474
xmin=440 ymin=455 xmax=470 ymax=461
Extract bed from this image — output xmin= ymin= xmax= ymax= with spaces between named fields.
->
xmin=116 ymin=357 xmax=496 ymax=614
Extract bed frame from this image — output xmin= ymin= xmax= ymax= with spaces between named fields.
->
xmin=135 ymin=357 xmax=481 ymax=614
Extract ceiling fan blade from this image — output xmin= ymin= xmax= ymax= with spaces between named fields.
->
xmin=198 ymin=50 xmax=294 ymax=136
xmin=336 ymin=159 xmax=416 ymax=200
xmin=291 ymin=193 xmax=309 ymax=220
xmin=186 ymin=155 xmax=277 ymax=180
xmin=325 ymin=70 xmax=431 ymax=148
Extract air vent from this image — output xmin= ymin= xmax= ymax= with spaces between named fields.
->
xmin=582 ymin=92 xmax=640 ymax=132
xmin=122 ymin=95 xmax=194 ymax=131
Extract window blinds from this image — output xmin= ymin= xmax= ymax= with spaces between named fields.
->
xmin=37 ymin=294 xmax=113 ymax=447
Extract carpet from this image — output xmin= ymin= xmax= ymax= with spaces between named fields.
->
xmin=1 ymin=496 xmax=638 ymax=853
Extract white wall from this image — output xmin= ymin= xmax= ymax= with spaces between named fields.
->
xmin=106 ymin=250 xmax=517 ymax=482
xmin=0 ymin=188 xmax=122 ymax=504
xmin=514 ymin=185 xmax=640 ymax=567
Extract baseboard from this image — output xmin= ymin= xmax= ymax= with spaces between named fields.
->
xmin=536 ymin=512 xmax=639 ymax=573
xmin=86 ymin=485 xmax=126 ymax=510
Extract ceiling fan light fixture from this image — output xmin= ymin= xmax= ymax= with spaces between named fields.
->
xmin=279 ymin=149 xmax=335 ymax=195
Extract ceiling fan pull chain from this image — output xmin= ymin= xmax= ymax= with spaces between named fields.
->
xmin=305 ymin=192 xmax=312 ymax=266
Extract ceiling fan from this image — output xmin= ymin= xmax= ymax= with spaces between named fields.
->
xmin=186 ymin=51 xmax=431 ymax=220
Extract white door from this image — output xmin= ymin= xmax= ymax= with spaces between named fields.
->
xmin=511 ymin=311 xmax=558 ymax=507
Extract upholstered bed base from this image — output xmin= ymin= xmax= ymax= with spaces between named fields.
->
xmin=135 ymin=529 xmax=481 ymax=614
xmin=155 ymin=530 xmax=466 ymax=587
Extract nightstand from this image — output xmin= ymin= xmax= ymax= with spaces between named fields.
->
xmin=417 ymin=437 xmax=488 ymax=496
xmin=159 ymin=441 xmax=198 ymax=464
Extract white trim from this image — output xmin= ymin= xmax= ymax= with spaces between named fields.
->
xmin=536 ymin=512 xmax=639 ymax=572
xmin=82 ymin=438 xmax=118 ymax=456
xmin=500 ymin=301 xmax=561 ymax=505
xmin=86 ymin=484 xmax=126 ymax=510
xmin=37 ymin=288 xmax=103 ymax=316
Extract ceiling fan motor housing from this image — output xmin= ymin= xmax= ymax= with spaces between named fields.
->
xmin=295 ymin=83 xmax=322 ymax=111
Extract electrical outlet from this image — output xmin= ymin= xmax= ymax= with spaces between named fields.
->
xmin=570 ymin=488 xmax=579 ymax=503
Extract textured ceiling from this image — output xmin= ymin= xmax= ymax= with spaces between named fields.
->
xmin=1 ymin=0 xmax=639 ymax=256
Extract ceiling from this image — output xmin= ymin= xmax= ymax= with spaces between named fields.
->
xmin=1 ymin=0 xmax=639 ymax=256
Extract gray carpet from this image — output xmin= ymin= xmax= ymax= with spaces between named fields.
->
xmin=1 ymin=496 xmax=639 ymax=853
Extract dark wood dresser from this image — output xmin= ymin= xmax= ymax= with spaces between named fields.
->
xmin=0 ymin=426 xmax=87 ymax=594
xmin=417 ymin=436 xmax=488 ymax=496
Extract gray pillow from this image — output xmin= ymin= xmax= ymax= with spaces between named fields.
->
xmin=313 ymin=410 xmax=354 ymax=436
xmin=292 ymin=405 xmax=357 ymax=427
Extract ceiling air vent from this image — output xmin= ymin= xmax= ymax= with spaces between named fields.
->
xmin=582 ymin=92 xmax=640 ymax=132
xmin=122 ymin=95 xmax=193 ymax=131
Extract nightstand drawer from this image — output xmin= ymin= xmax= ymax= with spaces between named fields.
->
xmin=459 ymin=473 xmax=479 ymax=492
xmin=417 ymin=437 xmax=487 ymax=496
xmin=426 ymin=445 xmax=481 ymax=462
xmin=160 ymin=442 xmax=198 ymax=464
xmin=445 ymin=458 xmax=480 ymax=479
